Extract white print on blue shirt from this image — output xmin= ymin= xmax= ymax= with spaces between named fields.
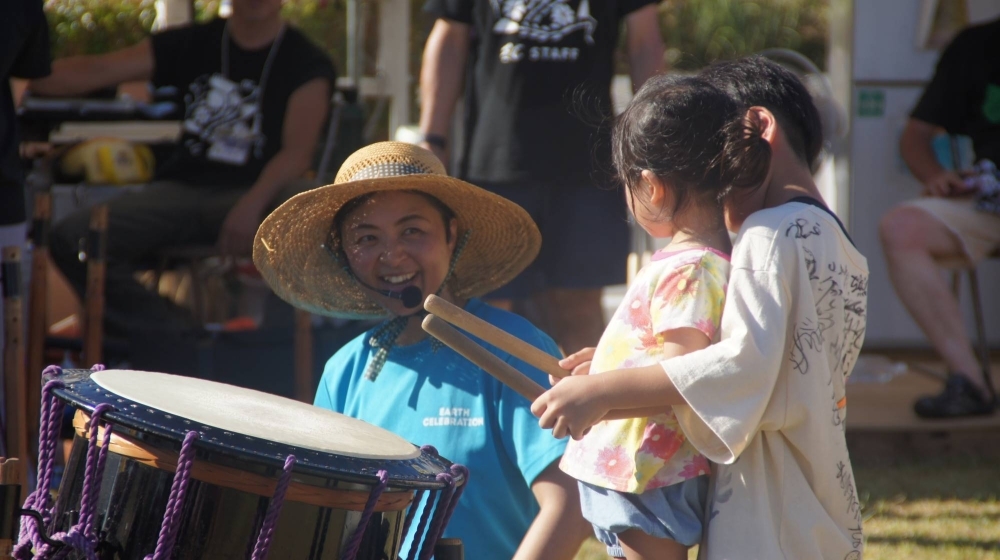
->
xmin=424 ymin=407 xmax=485 ymax=427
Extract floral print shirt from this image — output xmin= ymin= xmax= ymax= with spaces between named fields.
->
xmin=560 ymin=247 xmax=730 ymax=493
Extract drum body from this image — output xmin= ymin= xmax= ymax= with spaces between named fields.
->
xmin=42 ymin=369 xmax=461 ymax=560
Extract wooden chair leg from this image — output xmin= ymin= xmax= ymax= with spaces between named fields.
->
xmin=27 ymin=192 xmax=51 ymax=453
xmin=294 ymin=309 xmax=313 ymax=403
xmin=83 ymin=205 xmax=108 ymax=367
xmin=0 ymin=457 xmax=22 ymax=558
xmin=2 ymin=246 xmax=30 ymax=493
xmin=967 ymin=267 xmax=994 ymax=396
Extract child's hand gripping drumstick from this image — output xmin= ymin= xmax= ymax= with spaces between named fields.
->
xmin=420 ymin=313 xmax=668 ymax=429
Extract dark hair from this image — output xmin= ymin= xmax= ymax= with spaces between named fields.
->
xmin=612 ymin=74 xmax=771 ymax=215
xmin=333 ymin=190 xmax=456 ymax=245
xmin=700 ymin=56 xmax=824 ymax=169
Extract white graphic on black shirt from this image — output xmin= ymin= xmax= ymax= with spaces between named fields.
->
xmin=182 ymin=74 xmax=265 ymax=165
xmin=492 ymin=0 xmax=596 ymax=44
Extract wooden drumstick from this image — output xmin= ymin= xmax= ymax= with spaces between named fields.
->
xmin=422 ymin=315 xmax=667 ymax=422
xmin=423 ymin=315 xmax=545 ymax=400
xmin=424 ymin=294 xmax=567 ymax=380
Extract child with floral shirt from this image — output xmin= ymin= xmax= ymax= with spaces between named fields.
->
xmin=532 ymin=75 xmax=772 ymax=560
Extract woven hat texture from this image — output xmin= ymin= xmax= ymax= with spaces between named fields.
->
xmin=253 ymin=142 xmax=541 ymax=318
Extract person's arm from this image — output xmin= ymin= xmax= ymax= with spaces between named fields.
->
xmin=663 ymin=257 xmax=791 ymax=464
xmin=513 ymin=462 xmax=591 ymax=560
xmin=218 ymin=77 xmax=330 ymax=256
xmin=418 ymin=18 xmax=470 ymax=166
xmin=899 ymin=118 xmax=972 ymax=197
xmin=28 ymin=40 xmax=154 ymax=97
xmin=624 ymin=4 xmax=665 ymax=90
xmin=532 ymin=328 xmax=705 ymax=440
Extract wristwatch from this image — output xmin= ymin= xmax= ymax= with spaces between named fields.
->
xmin=419 ymin=133 xmax=447 ymax=150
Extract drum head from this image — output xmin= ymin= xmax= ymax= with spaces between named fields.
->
xmin=90 ymin=370 xmax=419 ymax=461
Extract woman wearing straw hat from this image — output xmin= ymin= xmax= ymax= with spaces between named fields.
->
xmin=254 ymin=142 xmax=590 ymax=560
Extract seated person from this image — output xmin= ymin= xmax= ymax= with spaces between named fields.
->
xmin=253 ymin=142 xmax=591 ymax=560
xmin=879 ymin=17 xmax=1000 ymax=418
xmin=29 ymin=0 xmax=336 ymax=335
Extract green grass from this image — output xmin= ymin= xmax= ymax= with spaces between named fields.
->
xmin=573 ymin=459 xmax=1000 ymax=560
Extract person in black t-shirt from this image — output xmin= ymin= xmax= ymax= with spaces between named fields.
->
xmin=1 ymin=0 xmax=50 ymax=379
xmin=419 ymin=0 xmax=665 ymax=355
xmin=879 ymin=18 xmax=1000 ymax=419
xmin=29 ymin=0 xmax=336 ymax=335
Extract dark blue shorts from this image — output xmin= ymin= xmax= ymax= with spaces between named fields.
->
xmin=474 ymin=180 xmax=630 ymax=298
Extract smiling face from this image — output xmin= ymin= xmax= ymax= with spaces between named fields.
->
xmin=339 ymin=191 xmax=458 ymax=316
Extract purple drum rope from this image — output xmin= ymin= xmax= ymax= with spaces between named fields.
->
xmin=438 ymin=465 xmax=469 ymax=532
xmin=400 ymin=489 xmax=425 ymax=538
xmin=15 ymin=365 xmax=109 ymax=559
xmin=405 ymin=485 xmax=436 ymax=560
xmin=340 ymin=469 xmax=389 ymax=560
xmin=144 ymin=430 xmax=200 ymax=560
xmin=418 ymin=463 xmax=470 ymax=560
xmin=15 ymin=371 xmax=67 ymax=558
xmin=45 ymin=403 xmax=115 ymax=560
xmin=249 ymin=454 xmax=297 ymax=560
xmin=405 ymin=445 xmax=447 ymax=560
xmin=415 ymin=474 xmax=454 ymax=560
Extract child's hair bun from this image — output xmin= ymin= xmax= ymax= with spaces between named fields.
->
xmin=715 ymin=113 xmax=772 ymax=196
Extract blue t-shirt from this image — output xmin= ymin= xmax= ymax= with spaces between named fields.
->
xmin=315 ymin=298 xmax=566 ymax=560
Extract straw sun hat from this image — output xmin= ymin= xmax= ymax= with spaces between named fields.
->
xmin=253 ymin=141 xmax=541 ymax=319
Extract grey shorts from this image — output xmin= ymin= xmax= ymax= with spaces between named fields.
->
xmin=579 ymin=476 xmax=708 ymax=557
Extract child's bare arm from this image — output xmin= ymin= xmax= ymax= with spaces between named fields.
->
xmin=532 ymin=327 xmax=709 ymax=439
xmin=513 ymin=463 xmax=592 ymax=560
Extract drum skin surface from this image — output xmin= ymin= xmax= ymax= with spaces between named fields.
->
xmin=91 ymin=369 xmax=419 ymax=460
xmin=44 ymin=369 xmax=464 ymax=560
xmin=53 ymin=369 xmax=448 ymax=484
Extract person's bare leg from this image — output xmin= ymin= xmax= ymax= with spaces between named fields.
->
xmin=879 ymin=205 xmax=988 ymax=396
xmin=542 ymin=288 xmax=605 ymax=355
xmin=617 ymin=529 xmax=687 ymax=560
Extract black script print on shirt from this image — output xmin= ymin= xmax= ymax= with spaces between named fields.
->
xmin=836 ymin=461 xmax=864 ymax=558
xmin=791 ymin=250 xmax=841 ymax=376
xmin=785 ymin=218 xmax=822 ymax=240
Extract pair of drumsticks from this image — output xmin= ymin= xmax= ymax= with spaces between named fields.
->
xmin=421 ymin=295 xmax=663 ymax=421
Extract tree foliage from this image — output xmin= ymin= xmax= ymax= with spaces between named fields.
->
xmin=44 ymin=0 xmax=827 ymax=75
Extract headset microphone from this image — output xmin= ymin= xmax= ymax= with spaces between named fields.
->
xmin=355 ymin=279 xmax=424 ymax=309
xmin=397 ymin=285 xmax=423 ymax=308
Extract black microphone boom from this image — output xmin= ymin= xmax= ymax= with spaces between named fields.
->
xmin=355 ymin=278 xmax=424 ymax=309
xmin=400 ymin=285 xmax=423 ymax=308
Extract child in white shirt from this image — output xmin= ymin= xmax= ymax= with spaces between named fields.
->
xmin=533 ymin=74 xmax=772 ymax=559
xmin=540 ymin=56 xmax=869 ymax=560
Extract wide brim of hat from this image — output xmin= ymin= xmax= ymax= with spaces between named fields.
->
xmin=254 ymin=174 xmax=541 ymax=319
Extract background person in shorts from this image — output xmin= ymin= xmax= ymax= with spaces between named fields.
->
xmin=879 ymin=17 xmax=1000 ymax=419
xmin=417 ymin=0 xmax=665 ymax=353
